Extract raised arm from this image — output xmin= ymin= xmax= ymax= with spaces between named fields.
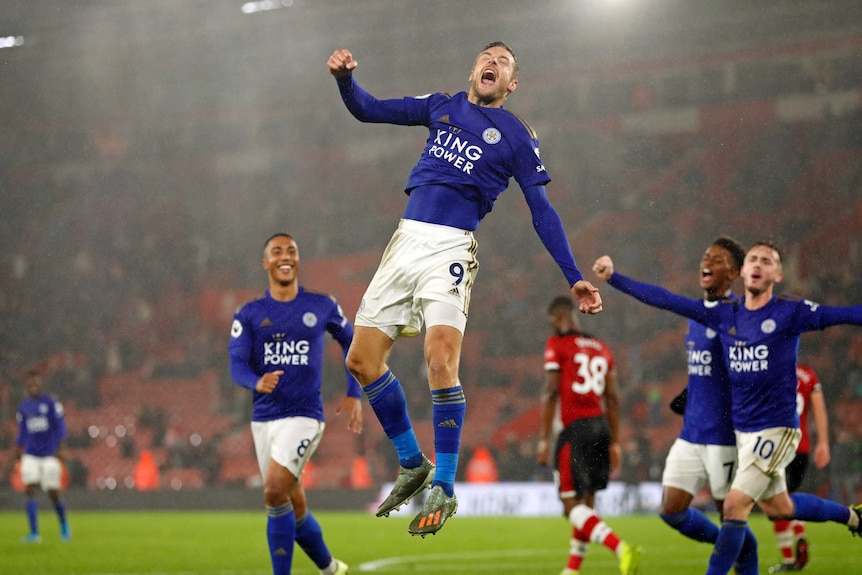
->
xmin=523 ymin=184 xmax=602 ymax=314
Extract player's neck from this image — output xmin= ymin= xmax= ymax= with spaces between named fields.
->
xmin=744 ymin=288 xmax=772 ymax=310
xmin=269 ymin=283 xmax=299 ymax=302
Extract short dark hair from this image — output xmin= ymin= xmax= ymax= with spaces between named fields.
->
xmin=547 ymin=295 xmax=574 ymax=315
xmin=712 ymin=236 xmax=746 ymax=271
xmin=482 ymin=41 xmax=518 ymax=79
xmin=263 ymin=233 xmax=293 ymax=250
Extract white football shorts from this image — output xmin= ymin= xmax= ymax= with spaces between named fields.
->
xmin=251 ymin=416 xmax=324 ymax=480
xmin=20 ymin=454 xmax=63 ymax=491
xmin=355 ymin=219 xmax=479 ymax=339
xmin=661 ymin=438 xmax=738 ymax=500
xmin=732 ymin=427 xmax=801 ymax=501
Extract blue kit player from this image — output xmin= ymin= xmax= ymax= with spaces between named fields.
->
xmin=327 ymin=42 xmax=603 ymax=536
xmin=593 ymin=240 xmax=862 ymax=575
xmin=654 ymin=236 xmax=757 ymax=574
xmin=15 ymin=369 xmax=70 ymax=543
xmin=229 ymin=233 xmax=362 ymax=575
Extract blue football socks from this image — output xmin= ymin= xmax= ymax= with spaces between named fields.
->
xmin=660 ymin=508 xmax=720 ymax=543
xmin=364 ymin=371 xmax=422 ymax=468
xmin=791 ymin=492 xmax=853 ymax=523
xmin=25 ymin=499 xmax=38 ymax=536
xmin=706 ymin=519 xmax=748 ymax=575
xmin=295 ymin=512 xmax=331 ymax=569
xmin=431 ymin=386 xmax=466 ymax=498
xmin=267 ymin=503 xmax=296 ymax=575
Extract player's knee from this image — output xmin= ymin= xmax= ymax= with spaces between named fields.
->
xmin=345 ymin=351 xmax=376 ymax=384
xmin=425 ymin=356 xmax=458 ymax=386
xmin=263 ymin=484 xmax=289 ymax=508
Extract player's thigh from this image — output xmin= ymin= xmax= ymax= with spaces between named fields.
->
xmin=703 ymin=444 xmax=739 ymax=500
xmin=556 ymin=418 xmax=609 ymax=497
xmin=20 ymin=454 xmax=42 ymax=487
xmin=355 ymin=225 xmax=421 ymax=338
xmin=251 ymin=417 xmax=325 ymax=479
xmin=733 ymin=427 xmax=800 ymax=501
xmin=40 ymin=456 xmax=62 ymax=491
xmin=662 ymin=439 xmax=710 ymax=496
xmin=784 ymin=452 xmax=809 ymax=493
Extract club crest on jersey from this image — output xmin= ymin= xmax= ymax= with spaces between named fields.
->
xmin=482 ymin=128 xmax=501 ymax=144
xmin=760 ymin=319 xmax=776 ymax=334
xmin=231 ymin=319 xmax=243 ymax=338
xmin=303 ymin=312 xmax=317 ymax=328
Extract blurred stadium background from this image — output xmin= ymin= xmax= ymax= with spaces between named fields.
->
xmin=1 ymin=0 xmax=862 ymax=510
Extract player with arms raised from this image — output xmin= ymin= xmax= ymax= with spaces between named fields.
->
xmin=593 ymin=241 xmax=862 ymax=575
xmin=538 ymin=296 xmax=640 ymax=575
xmin=328 ymin=42 xmax=602 ymax=536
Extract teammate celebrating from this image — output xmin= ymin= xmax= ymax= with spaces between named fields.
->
xmin=327 ymin=42 xmax=602 ymax=536
xmin=593 ymin=241 xmax=862 ymax=575
xmin=229 ymin=233 xmax=361 ymax=575
xmin=538 ymin=296 xmax=641 ymax=575
xmin=654 ymin=237 xmax=756 ymax=574
xmin=769 ymin=363 xmax=831 ymax=573
xmin=15 ymin=369 xmax=71 ymax=543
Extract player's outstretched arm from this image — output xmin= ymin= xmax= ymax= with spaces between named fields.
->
xmin=572 ymin=280 xmax=602 ymax=314
xmin=328 ymin=49 xmax=357 ymax=78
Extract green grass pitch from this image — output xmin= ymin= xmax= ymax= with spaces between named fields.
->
xmin=0 ymin=510 xmax=858 ymax=574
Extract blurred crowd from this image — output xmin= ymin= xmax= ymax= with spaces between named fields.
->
xmin=2 ymin=19 xmax=862 ymax=501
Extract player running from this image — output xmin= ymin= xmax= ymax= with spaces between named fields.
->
xmin=229 ymin=233 xmax=361 ymax=575
xmin=593 ymin=241 xmax=862 ymax=575
xmin=655 ymin=237 xmax=757 ymax=574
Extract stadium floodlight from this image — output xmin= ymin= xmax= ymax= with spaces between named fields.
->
xmin=0 ymin=36 xmax=24 ymax=49
xmin=240 ymin=0 xmax=294 ymax=14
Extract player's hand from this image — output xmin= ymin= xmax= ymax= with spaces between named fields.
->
xmin=609 ymin=442 xmax=622 ymax=474
xmin=572 ymin=280 xmax=602 ymax=314
xmin=592 ymin=255 xmax=614 ymax=281
xmin=336 ymin=396 xmax=363 ymax=435
xmin=328 ymin=49 xmax=357 ymax=78
xmin=813 ymin=442 xmax=831 ymax=469
xmin=255 ymin=370 xmax=284 ymax=394
xmin=536 ymin=438 xmax=549 ymax=467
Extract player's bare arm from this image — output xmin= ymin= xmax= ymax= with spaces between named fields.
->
xmin=328 ymin=49 xmax=357 ymax=78
xmin=592 ymin=255 xmax=614 ymax=281
xmin=572 ymin=279 xmax=603 ymax=314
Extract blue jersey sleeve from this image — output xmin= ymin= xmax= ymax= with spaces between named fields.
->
xmin=805 ymin=301 xmax=862 ymax=330
xmin=52 ymin=400 xmax=67 ymax=444
xmin=325 ymin=299 xmax=363 ymax=399
xmin=608 ymin=272 xmax=719 ymax=326
xmin=15 ymin=408 xmax=27 ymax=448
xmin=336 ymin=75 xmax=432 ymax=126
xmin=228 ymin=309 xmax=261 ymax=390
xmin=523 ymin=184 xmax=583 ymax=286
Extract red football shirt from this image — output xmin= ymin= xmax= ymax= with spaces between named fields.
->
xmin=544 ymin=332 xmax=614 ymax=427
xmin=795 ymin=364 xmax=821 ymax=454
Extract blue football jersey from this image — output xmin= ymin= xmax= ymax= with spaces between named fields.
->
xmin=16 ymin=394 xmax=66 ymax=457
xmin=337 ymin=78 xmax=550 ymax=228
xmin=681 ymin=315 xmax=736 ymax=446
xmin=609 ymin=273 xmax=862 ymax=432
xmin=228 ymin=287 xmax=361 ymax=423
